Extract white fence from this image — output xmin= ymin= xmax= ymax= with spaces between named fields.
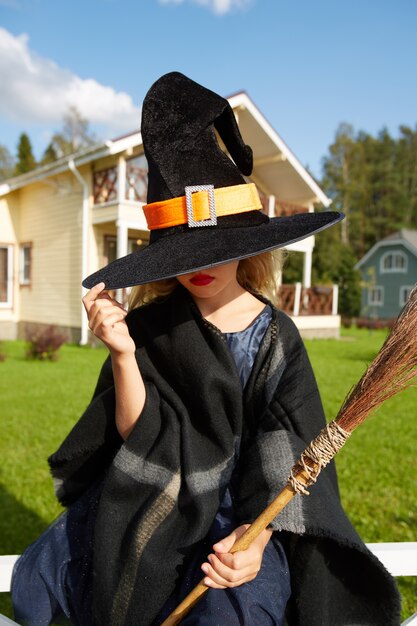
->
xmin=1 ymin=543 xmax=417 ymax=625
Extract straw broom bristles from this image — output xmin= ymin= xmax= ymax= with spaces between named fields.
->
xmin=337 ymin=284 xmax=417 ymax=432
xmin=161 ymin=286 xmax=417 ymax=626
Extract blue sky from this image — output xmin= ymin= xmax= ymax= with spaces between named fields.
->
xmin=1 ymin=0 xmax=416 ymax=178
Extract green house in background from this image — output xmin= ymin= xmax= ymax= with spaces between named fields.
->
xmin=356 ymin=229 xmax=417 ymax=320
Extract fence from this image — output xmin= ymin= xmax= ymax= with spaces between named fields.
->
xmin=280 ymin=283 xmax=339 ymax=317
xmin=1 ymin=544 xmax=417 ymax=624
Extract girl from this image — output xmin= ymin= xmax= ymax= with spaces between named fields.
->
xmin=82 ymin=253 xmax=291 ymax=625
xmin=12 ymin=72 xmax=400 ymax=626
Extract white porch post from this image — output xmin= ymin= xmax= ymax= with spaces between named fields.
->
xmin=116 ymin=220 xmax=128 ymax=259
xmin=302 ymin=204 xmax=314 ymax=289
xmin=332 ymin=284 xmax=339 ymax=315
xmin=268 ymin=195 xmax=276 ymax=218
xmin=116 ymin=220 xmax=128 ymax=301
xmin=117 ymin=156 xmax=126 ymax=203
xmin=303 ymin=247 xmax=312 ymax=289
xmin=293 ymin=282 xmax=302 ymax=317
xmin=68 ymin=160 xmax=90 ymax=346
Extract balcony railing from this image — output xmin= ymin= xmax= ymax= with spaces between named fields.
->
xmin=126 ymin=159 xmax=148 ymax=202
xmin=275 ymin=201 xmax=309 ymax=217
xmin=257 ymin=188 xmax=310 ymax=217
xmin=92 ymin=162 xmax=311 ymax=222
xmin=93 ymin=155 xmax=148 ymax=206
xmin=280 ymin=283 xmax=339 ymax=316
xmin=93 ymin=166 xmax=118 ymax=204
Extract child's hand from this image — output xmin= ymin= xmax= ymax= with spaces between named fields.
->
xmin=201 ymin=524 xmax=272 ymax=589
xmin=82 ymin=283 xmax=136 ymax=356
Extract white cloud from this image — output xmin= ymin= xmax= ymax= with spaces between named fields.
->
xmin=0 ymin=27 xmax=140 ymax=131
xmin=159 ymin=0 xmax=253 ymax=16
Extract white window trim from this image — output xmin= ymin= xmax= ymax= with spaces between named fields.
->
xmin=368 ymin=285 xmax=384 ymax=306
xmin=380 ymin=250 xmax=408 ymax=274
xmin=0 ymin=245 xmax=13 ymax=308
xmin=399 ymin=285 xmax=414 ymax=307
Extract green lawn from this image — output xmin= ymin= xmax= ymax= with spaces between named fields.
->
xmin=0 ymin=330 xmax=416 ymax=621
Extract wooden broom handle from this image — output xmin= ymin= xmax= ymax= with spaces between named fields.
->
xmin=161 ymin=468 xmax=313 ymax=626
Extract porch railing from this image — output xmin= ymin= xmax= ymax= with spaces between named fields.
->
xmin=93 ymin=157 xmax=148 ymax=206
xmin=280 ymin=283 xmax=339 ymax=316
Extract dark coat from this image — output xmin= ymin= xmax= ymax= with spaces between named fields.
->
xmin=49 ymin=286 xmax=401 ymax=626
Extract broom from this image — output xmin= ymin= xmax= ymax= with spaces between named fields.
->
xmin=161 ymin=286 xmax=417 ymax=626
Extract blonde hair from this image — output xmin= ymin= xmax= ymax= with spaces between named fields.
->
xmin=128 ymin=249 xmax=285 ymax=311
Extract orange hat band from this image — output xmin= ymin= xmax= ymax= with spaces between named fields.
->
xmin=143 ymin=183 xmax=262 ymax=230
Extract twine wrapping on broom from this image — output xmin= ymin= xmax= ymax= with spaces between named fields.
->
xmin=289 ymin=421 xmax=351 ymax=495
xmin=161 ymin=286 xmax=417 ymax=626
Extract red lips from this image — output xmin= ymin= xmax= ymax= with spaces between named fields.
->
xmin=190 ymin=274 xmax=214 ymax=286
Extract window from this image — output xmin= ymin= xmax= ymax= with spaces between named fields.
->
xmin=368 ymin=286 xmax=384 ymax=306
xmin=0 ymin=245 xmax=13 ymax=307
xmin=380 ymin=250 xmax=407 ymax=273
xmin=104 ymin=235 xmax=148 ymax=265
xmin=20 ymin=243 xmax=32 ymax=285
xmin=399 ymin=285 xmax=414 ymax=307
xmin=126 ymin=154 xmax=148 ymax=202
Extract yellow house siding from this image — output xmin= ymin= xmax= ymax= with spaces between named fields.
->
xmin=18 ymin=174 xmax=85 ymax=328
xmin=0 ymin=193 xmax=19 ymax=242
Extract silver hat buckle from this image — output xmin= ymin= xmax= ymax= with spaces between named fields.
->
xmin=185 ymin=185 xmax=217 ymax=228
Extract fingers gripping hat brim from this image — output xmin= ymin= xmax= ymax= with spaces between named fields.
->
xmin=83 ymin=211 xmax=343 ymax=290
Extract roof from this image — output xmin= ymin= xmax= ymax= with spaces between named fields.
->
xmin=382 ymin=228 xmax=417 ymax=249
xmin=356 ymin=229 xmax=417 ymax=268
xmin=0 ymin=131 xmax=142 ymax=197
xmin=0 ymin=93 xmax=331 ymax=208
xmin=227 ymin=92 xmax=331 ymax=207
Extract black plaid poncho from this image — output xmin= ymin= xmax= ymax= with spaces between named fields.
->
xmin=49 ymin=286 xmax=401 ymax=626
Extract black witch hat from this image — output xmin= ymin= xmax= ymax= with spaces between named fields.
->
xmin=83 ymin=72 xmax=342 ymax=290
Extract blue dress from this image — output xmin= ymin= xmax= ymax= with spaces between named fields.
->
xmin=156 ymin=305 xmax=291 ymax=625
xmin=12 ymin=305 xmax=290 ymax=626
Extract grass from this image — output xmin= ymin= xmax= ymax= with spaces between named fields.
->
xmin=305 ymin=328 xmax=417 ymax=620
xmin=0 ymin=330 xmax=416 ymax=621
xmin=306 ymin=328 xmax=416 ymax=543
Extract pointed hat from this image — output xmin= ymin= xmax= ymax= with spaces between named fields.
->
xmin=83 ymin=72 xmax=342 ymax=289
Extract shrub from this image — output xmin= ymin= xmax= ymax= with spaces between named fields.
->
xmin=355 ymin=317 xmax=395 ymax=330
xmin=341 ymin=317 xmax=352 ymax=328
xmin=25 ymin=325 xmax=68 ymax=361
xmin=0 ymin=342 xmax=6 ymax=362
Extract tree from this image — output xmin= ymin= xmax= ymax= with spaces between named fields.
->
xmin=41 ymin=106 xmax=97 ymax=162
xmin=395 ymin=125 xmax=417 ymax=229
xmin=312 ymin=224 xmax=361 ymax=318
xmin=359 ymin=128 xmax=402 ymax=245
xmin=15 ymin=133 xmax=36 ymax=175
xmin=282 ymin=251 xmax=303 ymax=283
xmin=0 ymin=144 xmax=15 ymax=181
xmin=40 ymin=142 xmax=59 ymax=166
xmin=321 ymin=123 xmax=363 ymax=248
xmin=336 ymin=245 xmax=362 ymax=318
xmin=321 ymin=122 xmax=417 ymax=260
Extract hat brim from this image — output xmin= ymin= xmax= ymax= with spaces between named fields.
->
xmin=82 ymin=211 xmax=343 ymax=290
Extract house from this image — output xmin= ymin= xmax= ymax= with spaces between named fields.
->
xmin=0 ymin=91 xmax=340 ymax=343
xmin=356 ymin=229 xmax=417 ymax=320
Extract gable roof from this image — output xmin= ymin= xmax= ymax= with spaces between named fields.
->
xmin=356 ymin=229 xmax=417 ymax=269
xmin=383 ymin=228 xmax=417 ymax=249
xmin=0 ymin=92 xmax=330 ymax=208
xmin=227 ymin=92 xmax=330 ymax=207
